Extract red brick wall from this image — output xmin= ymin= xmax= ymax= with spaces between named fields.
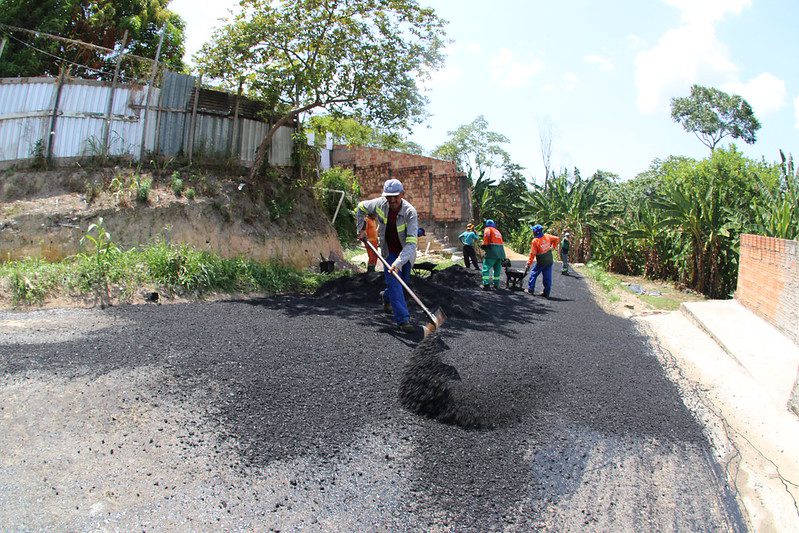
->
xmin=332 ymin=146 xmax=470 ymax=225
xmin=331 ymin=145 xmax=457 ymax=176
xmin=736 ymin=234 xmax=799 ymax=345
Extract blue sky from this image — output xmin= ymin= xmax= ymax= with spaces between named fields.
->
xmin=171 ymin=0 xmax=798 ymax=183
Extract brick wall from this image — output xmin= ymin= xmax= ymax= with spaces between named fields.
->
xmin=331 ymin=145 xmax=457 ymax=176
xmin=332 ymin=146 xmax=472 ymax=237
xmin=736 ymin=234 xmax=799 ymax=345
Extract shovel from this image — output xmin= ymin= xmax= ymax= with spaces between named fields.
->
xmin=362 ymin=239 xmax=447 ymax=337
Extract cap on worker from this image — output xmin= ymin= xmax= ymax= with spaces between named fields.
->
xmin=382 ymin=178 xmax=404 ymax=196
xmin=531 ymin=224 xmax=544 ymax=237
xmin=564 ymin=231 xmax=570 ymax=236
xmin=484 ymin=219 xmax=496 ymax=228
xmin=466 ymin=223 xmax=475 ymax=230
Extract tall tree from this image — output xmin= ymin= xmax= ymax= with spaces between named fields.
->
xmin=432 ymin=115 xmax=511 ymax=183
xmin=538 ymin=118 xmax=554 ymax=191
xmin=195 ymin=0 xmax=446 ymax=178
xmin=670 ymin=84 xmax=761 ymax=152
xmin=0 ymin=0 xmax=186 ymax=80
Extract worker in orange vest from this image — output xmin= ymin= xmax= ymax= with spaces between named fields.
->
xmin=525 ymin=224 xmax=560 ymax=298
xmin=481 ymin=219 xmax=506 ymax=290
xmin=364 ymin=213 xmax=379 ymax=272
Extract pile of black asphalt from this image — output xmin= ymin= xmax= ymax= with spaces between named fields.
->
xmin=0 ymin=261 xmax=745 ymax=530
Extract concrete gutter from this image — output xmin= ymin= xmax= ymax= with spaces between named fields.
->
xmin=681 ymin=299 xmax=799 ymax=410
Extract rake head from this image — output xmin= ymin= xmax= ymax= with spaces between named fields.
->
xmin=421 ymin=307 xmax=447 ymax=338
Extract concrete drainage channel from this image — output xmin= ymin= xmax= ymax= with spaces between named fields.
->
xmin=0 ymin=265 xmax=749 ymax=530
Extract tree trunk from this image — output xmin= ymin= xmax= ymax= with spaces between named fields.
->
xmin=248 ymin=101 xmax=320 ymax=180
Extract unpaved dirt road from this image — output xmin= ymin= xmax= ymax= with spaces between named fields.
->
xmin=0 ymin=268 xmax=745 ymax=530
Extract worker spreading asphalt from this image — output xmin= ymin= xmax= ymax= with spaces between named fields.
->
xmin=0 ymin=264 xmax=744 ymax=530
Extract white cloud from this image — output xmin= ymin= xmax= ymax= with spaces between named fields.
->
xmin=583 ymin=54 xmax=615 ymax=71
xmin=663 ymin=0 xmax=751 ymax=24
xmin=490 ymin=48 xmax=543 ymax=89
xmin=794 ymin=96 xmax=799 ymax=128
xmin=724 ymin=73 xmax=787 ymax=114
xmin=634 ymin=0 xmax=753 ymax=114
xmin=627 ymin=35 xmax=644 ymax=51
xmin=563 ymin=72 xmax=578 ymax=91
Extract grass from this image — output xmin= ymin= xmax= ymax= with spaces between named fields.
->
xmin=637 ymin=293 xmax=682 ymax=311
xmin=0 ymin=242 xmax=344 ymax=306
xmin=584 ymin=262 xmax=621 ymax=303
xmin=433 ymin=258 xmax=459 ymax=270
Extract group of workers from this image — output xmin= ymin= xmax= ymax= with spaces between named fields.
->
xmin=355 ymin=178 xmax=571 ymax=334
xmin=459 ymin=220 xmax=570 ymax=297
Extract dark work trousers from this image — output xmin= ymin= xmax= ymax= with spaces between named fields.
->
xmin=463 ymin=245 xmax=480 ymax=269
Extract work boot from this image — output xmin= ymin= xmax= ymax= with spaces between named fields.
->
xmin=383 ymin=302 xmax=393 ymax=314
xmin=481 ymin=284 xmax=491 ymax=291
xmin=367 ymin=264 xmax=376 ymax=273
xmin=398 ymin=322 xmax=416 ymax=333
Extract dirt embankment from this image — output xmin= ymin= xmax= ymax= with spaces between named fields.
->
xmin=0 ymin=166 xmax=342 ymax=267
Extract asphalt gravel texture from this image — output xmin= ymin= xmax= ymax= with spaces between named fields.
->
xmin=0 ymin=262 xmax=745 ymax=530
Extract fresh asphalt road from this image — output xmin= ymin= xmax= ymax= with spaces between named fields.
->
xmin=0 ymin=265 xmax=744 ymax=531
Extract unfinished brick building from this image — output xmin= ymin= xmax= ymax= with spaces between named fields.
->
xmin=330 ymin=145 xmax=472 ymax=245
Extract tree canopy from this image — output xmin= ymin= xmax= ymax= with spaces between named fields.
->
xmin=195 ymin=0 xmax=447 ymax=176
xmin=307 ymin=114 xmax=424 ymax=154
xmin=0 ymin=0 xmax=186 ymax=80
xmin=432 ymin=115 xmax=511 ymax=182
xmin=670 ymin=84 xmax=761 ymax=152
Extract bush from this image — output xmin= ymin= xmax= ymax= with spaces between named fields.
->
xmin=185 ymin=187 xmax=196 ymax=200
xmin=135 ymin=175 xmax=152 ymax=203
xmin=315 ymin=167 xmax=361 ymax=241
xmin=171 ymin=174 xmax=185 ymax=197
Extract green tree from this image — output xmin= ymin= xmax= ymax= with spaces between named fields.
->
xmin=195 ymin=0 xmax=446 ymax=178
xmin=307 ymin=114 xmax=425 ymax=154
xmin=516 ymin=170 xmax=618 ymax=262
xmin=670 ymin=84 xmax=761 ymax=152
xmin=651 ymin=147 xmax=772 ymax=297
xmin=0 ymin=0 xmax=186 ymax=79
xmin=432 ymin=115 xmax=511 ymax=182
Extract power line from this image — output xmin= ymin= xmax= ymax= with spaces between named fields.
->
xmin=4 ymin=31 xmax=113 ymax=76
xmin=0 ymin=22 xmax=156 ymax=65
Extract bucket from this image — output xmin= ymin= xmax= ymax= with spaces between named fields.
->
xmin=319 ymin=254 xmax=335 ymax=273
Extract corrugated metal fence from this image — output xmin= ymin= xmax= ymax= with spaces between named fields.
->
xmin=0 ymin=70 xmax=294 ymax=167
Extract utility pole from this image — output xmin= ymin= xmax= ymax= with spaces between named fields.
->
xmin=0 ymin=36 xmax=7 ymax=59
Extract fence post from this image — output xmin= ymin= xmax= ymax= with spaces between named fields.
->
xmin=187 ymin=74 xmax=202 ymax=163
xmin=102 ymin=30 xmax=128 ymax=159
xmin=45 ymin=64 xmax=70 ymax=164
xmin=227 ymin=77 xmax=243 ymax=162
xmin=138 ymin=27 xmax=165 ymax=162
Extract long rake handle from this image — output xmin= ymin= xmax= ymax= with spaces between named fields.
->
xmin=362 ymin=239 xmax=439 ymax=325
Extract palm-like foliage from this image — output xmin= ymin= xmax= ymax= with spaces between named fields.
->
xmin=652 ymin=183 xmax=737 ymax=297
xmin=517 ymin=171 xmax=618 ymax=262
xmin=749 ymin=151 xmax=799 ymax=240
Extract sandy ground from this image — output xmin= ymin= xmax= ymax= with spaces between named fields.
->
xmin=639 ymin=312 xmax=799 ymax=532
